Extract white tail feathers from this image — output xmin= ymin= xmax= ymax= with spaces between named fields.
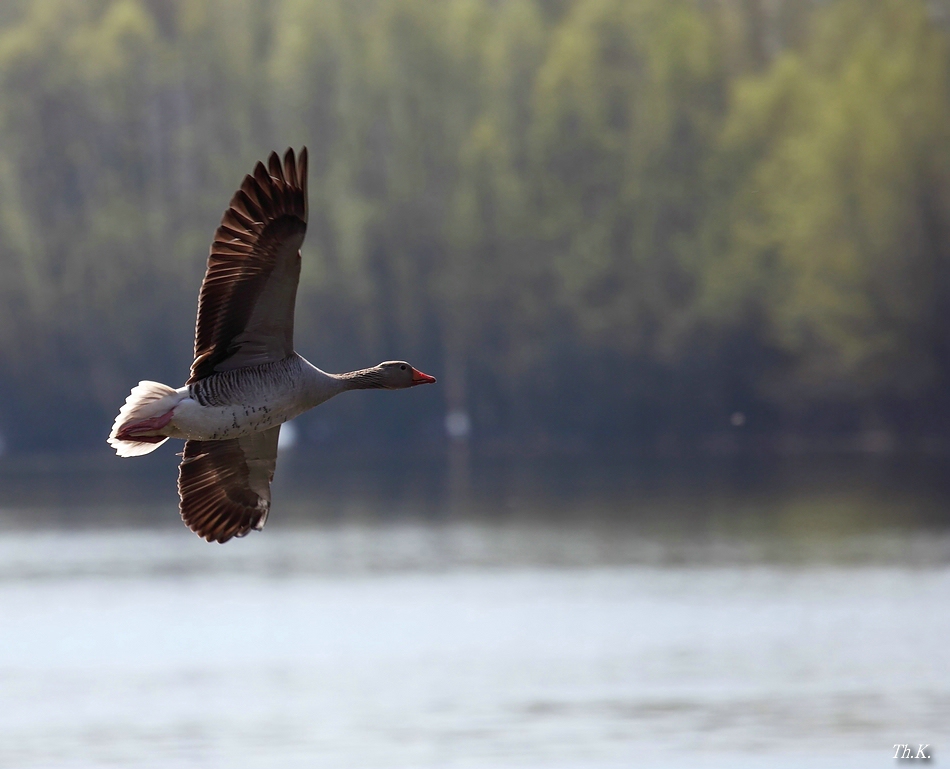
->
xmin=108 ymin=381 xmax=181 ymax=457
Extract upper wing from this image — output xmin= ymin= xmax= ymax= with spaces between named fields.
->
xmin=188 ymin=148 xmax=309 ymax=384
xmin=177 ymin=426 xmax=281 ymax=543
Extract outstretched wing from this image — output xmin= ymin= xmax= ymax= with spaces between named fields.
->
xmin=189 ymin=148 xmax=309 ymax=384
xmin=177 ymin=427 xmax=281 ymax=543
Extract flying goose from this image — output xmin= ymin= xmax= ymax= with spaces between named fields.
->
xmin=108 ymin=148 xmax=436 ymax=543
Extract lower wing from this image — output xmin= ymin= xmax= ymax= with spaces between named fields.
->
xmin=177 ymin=426 xmax=281 ymax=543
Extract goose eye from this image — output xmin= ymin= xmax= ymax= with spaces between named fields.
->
xmin=400 ymin=365 xmax=407 ymax=371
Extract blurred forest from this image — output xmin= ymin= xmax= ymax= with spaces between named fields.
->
xmin=0 ymin=0 xmax=949 ymax=455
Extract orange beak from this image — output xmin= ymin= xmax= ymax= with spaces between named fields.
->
xmin=410 ymin=368 xmax=437 ymax=385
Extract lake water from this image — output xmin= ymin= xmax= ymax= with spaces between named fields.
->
xmin=0 ymin=453 xmax=948 ymax=768
xmin=0 ymin=525 xmax=947 ymax=769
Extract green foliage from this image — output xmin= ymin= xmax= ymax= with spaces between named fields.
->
xmin=0 ymin=0 xmax=947 ymax=450
xmin=530 ymin=0 xmax=721 ymax=356
xmin=706 ymin=0 xmax=950 ymax=403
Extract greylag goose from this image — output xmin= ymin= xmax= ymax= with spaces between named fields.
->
xmin=108 ymin=148 xmax=436 ymax=543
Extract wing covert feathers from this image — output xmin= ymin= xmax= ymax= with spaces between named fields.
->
xmin=178 ymin=427 xmax=281 ymax=543
xmin=189 ymin=148 xmax=309 ymax=384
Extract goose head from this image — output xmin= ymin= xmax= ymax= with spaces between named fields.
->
xmin=376 ymin=361 xmax=437 ymax=389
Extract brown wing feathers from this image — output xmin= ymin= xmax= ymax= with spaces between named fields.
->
xmin=177 ymin=149 xmax=307 ymax=543
xmin=189 ymin=147 xmax=308 ymax=384
xmin=178 ymin=428 xmax=280 ymax=544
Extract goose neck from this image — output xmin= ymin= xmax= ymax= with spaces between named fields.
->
xmin=334 ymin=367 xmax=386 ymax=391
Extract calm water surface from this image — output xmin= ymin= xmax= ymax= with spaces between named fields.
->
xmin=0 ymin=453 xmax=948 ymax=768
xmin=0 ymin=524 xmax=947 ymax=769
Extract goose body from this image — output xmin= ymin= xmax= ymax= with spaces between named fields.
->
xmin=163 ymin=356 xmax=340 ymax=442
xmin=108 ymin=149 xmax=435 ymax=542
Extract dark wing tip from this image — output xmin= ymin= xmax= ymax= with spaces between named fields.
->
xmin=182 ymin=494 xmax=267 ymax=544
xmin=268 ymin=151 xmax=285 ymax=184
xmin=253 ymin=161 xmax=270 ymax=189
xmin=297 ymin=147 xmax=308 ymax=222
xmin=283 ymin=147 xmax=297 ymax=187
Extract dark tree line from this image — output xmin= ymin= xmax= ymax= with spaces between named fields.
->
xmin=0 ymin=0 xmax=948 ymax=454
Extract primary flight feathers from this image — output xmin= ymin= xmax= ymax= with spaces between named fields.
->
xmin=191 ymin=147 xmax=309 ymax=382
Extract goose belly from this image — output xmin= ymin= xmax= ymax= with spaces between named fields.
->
xmin=166 ymin=395 xmax=300 ymax=441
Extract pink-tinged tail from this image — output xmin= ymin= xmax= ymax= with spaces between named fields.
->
xmin=108 ymin=381 xmax=181 ymax=457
